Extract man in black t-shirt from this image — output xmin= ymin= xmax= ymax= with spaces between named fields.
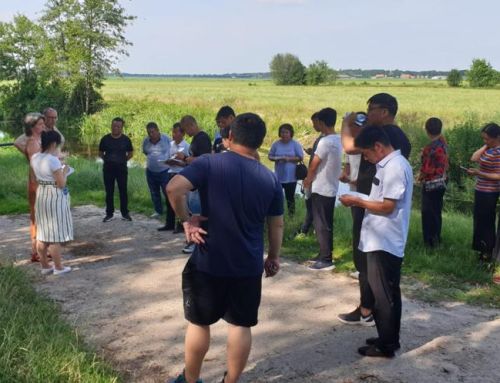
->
xmin=339 ymin=93 xmax=411 ymax=329
xmin=167 ymin=113 xmax=283 ymax=383
xmin=176 ymin=115 xmax=212 ymax=163
xmin=213 ymin=105 xmax=235 ymax=153
xmin=98 ymin=117 xmax=134 ymax=222
xmin=175 ymin=115 xmax=212 ymax=253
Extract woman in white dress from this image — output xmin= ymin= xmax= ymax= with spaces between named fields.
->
xmin=31 ymin=130 xmax=73 ymax=275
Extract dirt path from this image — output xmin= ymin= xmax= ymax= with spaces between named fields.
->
xmin=1 ymin=205 xmax=499 ymax=383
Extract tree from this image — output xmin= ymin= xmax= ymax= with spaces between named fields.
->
xmin=446 ymin=69 xmax=462 ymax=87
xmin=269 ymin=53 xmax=305 ymax=85
xmin=0 ymin=15 xmax=46 ymax=82
xmin=306 ymin=60 xmax=337 ymax=85
xmin=41 ymin=0 xmax=135 ymax=114
xmin=467 ymin=59 xmax=498 ymax=88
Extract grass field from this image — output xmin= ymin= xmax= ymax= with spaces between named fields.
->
xmin=74 ymin=78 xmax=500 ymax=164
xmin=0 ymin=264 xmax=121 ymax=383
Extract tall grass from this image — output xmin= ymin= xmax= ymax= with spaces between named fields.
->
xmin=0 ymin=264 xmax=121 ymax=382
xmin=74 ymin=78 xmax=500 ymax=170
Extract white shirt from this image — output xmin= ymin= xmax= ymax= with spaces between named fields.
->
xmin=359 ymin=150 xmax=413 ymax=258
xmin=31 ymin=152 xmax=62 ymax=182
xmin=168 ymin=139 xmax=190 ymax=173
xmin=311 ymin=134 xmax=342 ymax=197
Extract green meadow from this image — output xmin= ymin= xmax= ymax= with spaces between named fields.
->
xmin=76 ymin=78 xmax=500 ymax=162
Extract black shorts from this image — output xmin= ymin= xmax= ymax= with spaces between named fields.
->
xmin=182 ymin=259 xmax=262 ymax=327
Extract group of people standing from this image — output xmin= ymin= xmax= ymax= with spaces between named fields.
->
xmin=13 ymin=91 xmax=500 ymax=382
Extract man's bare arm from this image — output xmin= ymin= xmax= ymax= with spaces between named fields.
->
xmin=166 ymin=174 xmax=193 ymax=222
xmin=341 ymin=114 xmax=362 ymax=155
xmin=303 ymin=154 xmax=322 ymax=189
xmin=264 ymin=215 xmax=284 ymax=277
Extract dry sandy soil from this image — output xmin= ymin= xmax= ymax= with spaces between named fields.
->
xmin=1 ymin=205 xmax=499 ymax=383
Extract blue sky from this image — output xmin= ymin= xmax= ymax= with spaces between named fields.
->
xmin=2 ymin=0 xmax=499 ymax=74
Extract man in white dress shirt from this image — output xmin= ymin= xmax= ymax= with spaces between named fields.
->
xmin=339 ymin=125 xmax=413 ymax=358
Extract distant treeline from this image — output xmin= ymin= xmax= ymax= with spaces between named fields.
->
xmin=339 ymin=69 xmax=463 ymax=78
xmin=116 ymin=72 xmax=272 ymax=79
xmin=114 ymin=69 xmax=465 ymax=79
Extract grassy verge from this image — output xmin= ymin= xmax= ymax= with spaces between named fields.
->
xmin=0 ymin=264 xmax=121 ymax=382
xmin=1 ymin=148 xmax=499 ymax=307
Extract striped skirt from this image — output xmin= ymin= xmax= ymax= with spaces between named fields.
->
xmin=35 ymin=182 xmax=73 ymax=243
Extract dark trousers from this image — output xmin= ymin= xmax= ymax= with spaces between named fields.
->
xmin=311 ymin=193 xmax=335 ymax=262
xmin=367 ymin=250 xmax=403 ymax=352
xmin=352 ymin=206 xmax=374 ymax=310
xmin=103 ymin=162 xmax=128 ymax=216
xmin=421 ymin=188 xmax=445 ymax=247
xmin=164 ymin=173 xmax=177 ymax=229
xmin=282 ymin=182 xmax=297 ymax=215
xmin=146 ymin=169 xmax=170 ymax=215
xmin=300 ymin=197 xmax=313 ymax=234
xmin=473 ymin=190 xmax=499 ymax=255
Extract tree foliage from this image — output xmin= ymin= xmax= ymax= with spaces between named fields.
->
xmin=306 ymin=60 xmax=337 ymax=85
xmin=446 ymin=69 xmax=462 ymax=87
xmin=0 ymin=0 xmax=134 ymax=136
xmin=269 ymin=53 xmax=306 ymax=85
xmin=467 ymin=59 xmax=498 ymax=88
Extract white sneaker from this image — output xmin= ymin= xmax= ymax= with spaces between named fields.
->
xmin=182 ymin=243 xmax=196 ymax=254
xmin=53 ymin=266 xmax=72 ymax=275
xmin=150 ymin=212 xmax=161 ymax=218
xmin=40 ymin=267 xmax=54 ymax=275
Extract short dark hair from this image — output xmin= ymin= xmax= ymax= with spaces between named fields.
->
xmin=216 ymin=106 xmax=235 ymax=120
xmin=24 ymin=113 xmax=45 ymax=136
xmin=278 ymin=123 xmax=294 ymax=138
xmin=230 ymin=113 xmax=266 ymax=150
xmin=425 ymin=117 xmax=442 ymax=136
xmin=146 ymin=121 xmax=158 ymax=130
xmin=112 ymin=117 xmax=125 ymax=125
xmin=41 ymin=130 xmax=62 ymax=152
xmin=180 ymin=115 xmax=197 ymax=126
xmin=317 ymin=107 xmax=337 ymax=128
xmin=311 ymin=112 xmax=319 ymax=120
xmin=354 ymin=125 xmax=391 ymax=149
xmin=482 ymin=122 xmax=500 ymax=138
xmin=172 ymin=122 xmax=183 ymax=133
xmin=367 ymin=93 xmax=398 ymax=116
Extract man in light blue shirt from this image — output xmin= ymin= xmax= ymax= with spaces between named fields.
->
xmin=340 ymin=125 xmax=413 ymax=358
xmin=142 ymin=122 xmax=170 ymax=218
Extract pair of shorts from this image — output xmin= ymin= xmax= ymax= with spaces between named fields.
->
xmin=182 ymin=259 xmax=262 ymax=327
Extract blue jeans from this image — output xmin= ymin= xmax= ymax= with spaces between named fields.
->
xmin=146 ymin=169 xmax=170 ymax=214
xmin=188 ymin=190 xmax=201 ymax=215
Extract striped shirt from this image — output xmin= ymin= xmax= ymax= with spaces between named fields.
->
xmin=476 ymin=147 xmax=500 ymax=193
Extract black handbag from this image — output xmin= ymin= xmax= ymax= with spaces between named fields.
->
xmin=295 ymin=162 xmax=308 ymax=180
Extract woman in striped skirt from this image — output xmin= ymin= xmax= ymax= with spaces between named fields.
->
xmin=31 ymin=130 xmax=73 ymax=275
